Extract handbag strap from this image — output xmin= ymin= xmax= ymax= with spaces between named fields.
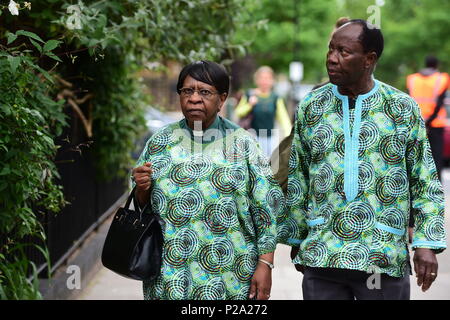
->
xmin=122 ymin=187 xmax=147 ymax=220
xmin=124 ymin=186 xmax=136 ymax=209
xmin=129 ymin=186 xmax=154 ymax=222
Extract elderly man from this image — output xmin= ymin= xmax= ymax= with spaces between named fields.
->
xmin=277 ymin=19 xmax=446 ymax=300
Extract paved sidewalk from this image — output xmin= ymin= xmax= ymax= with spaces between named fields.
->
xmin=78 ymin=170 xmax=450 ymax=300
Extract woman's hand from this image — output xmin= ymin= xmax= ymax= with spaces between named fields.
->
xmin=132 ymin=162 xmax=152 ymax=207
xmin=248 ymin=88 xmax=260 ymax=107
xmin=248 ymin=261 xmax=272 ymax=300
xmin=248 ymin=95 xmax=259 ymax=106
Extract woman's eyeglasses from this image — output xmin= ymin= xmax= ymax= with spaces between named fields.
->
xmin=179 ymin=88 xmax=218 ymax=99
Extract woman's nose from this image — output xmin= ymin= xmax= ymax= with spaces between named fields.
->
xmin=189 ymin=91 xmax=202 ymax=102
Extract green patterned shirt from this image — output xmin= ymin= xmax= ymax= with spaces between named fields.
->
xmin=278 ymin=80 xmax=447 ymax=277
xmin=136 ymin=116 xmax=284 ymax=299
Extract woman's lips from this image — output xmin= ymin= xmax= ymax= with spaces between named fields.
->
xmin=187 ymin=109 xmax=205 ymax=115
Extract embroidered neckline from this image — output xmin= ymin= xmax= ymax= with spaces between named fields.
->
xmin=331 ymin=80 xmax=380 ymax=201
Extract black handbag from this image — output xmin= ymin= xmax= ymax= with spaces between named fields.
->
xmin=101 ymin=187 xmax=164 ymax=281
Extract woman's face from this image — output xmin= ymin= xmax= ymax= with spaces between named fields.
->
xmin=180 ymin=75 xmax=227 ymax=130
xmin=255 ymin=71 xmax=274 ymax=92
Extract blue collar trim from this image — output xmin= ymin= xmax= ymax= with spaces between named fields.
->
xmin=332 ymin=80 xmax=379 ymax=201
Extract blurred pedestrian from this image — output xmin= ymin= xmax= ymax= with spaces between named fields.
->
xmin=132 ymin=61 xmax=284 ymax=300
xmin=278 ymin=20 xmax=446 ymax=300
xmin=407 ymin=56 xmax=450 ymax=181
xmin=235 ymin=66 xmax=291 ymax=156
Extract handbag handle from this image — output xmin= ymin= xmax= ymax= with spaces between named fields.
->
xmin=123 ymin=186 xmax=136 ymax=209
xmin=123 ymin=187 xmax=150 ymax=223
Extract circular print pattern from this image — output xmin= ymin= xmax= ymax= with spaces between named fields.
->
xmin=166 ymin=188 xmax=204 ymax=227
xmin=340 ymin=243 xmax=370 ymax=270
xmin=311 ymin=124 xmax=334 ymax=163
xmin=302 ymin=240 xmax=328 ymax=266
xmin=164 ymin=229 xmax=199 ymax=267
xmin=358 ymin=161 xmax=375 ymax=192
xmin=359 ymin=121 xmax=379 ymax=152
xmin=313 ymin=163 xmax=334 ymax=194
xmin=425 ymin=216 xmax=446 ymax=242
xmin=332 ymin=202 xmax=375 ymax=240
xmin=150 ymin=154 xmax=172 ymax=179
xmin=211 ymin=166 xmax=246 ymax=194
xmin=198 ymin=238 xmax=234 ymax=274
xmin=379 ymin=135 xmax=404 ymax=165
xmin=233 ymin=254 xmax=256 ymax=282
xmin=204 ymin=197 xmax=238 ymax=234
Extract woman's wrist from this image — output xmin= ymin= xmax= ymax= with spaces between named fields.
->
xmin=135 ymin=187 xmax=150 ymax=208
xmin=258 ymin=258 xmax=274 ymax=270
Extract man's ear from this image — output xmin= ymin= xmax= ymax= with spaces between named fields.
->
xmin=366 ymin=52 xmax=377 ymax=69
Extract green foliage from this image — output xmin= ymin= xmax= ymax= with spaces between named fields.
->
xmin=54 ymin=0 xmax=256 ymax=62
xmin=76 ymin=48 xmax=149 ymax=179
xmin=0 ymin=235 xmax=51 ymax=300
xmin=234 ymin=0 xmax=336 ymax=82
xmin=237 ymin=0 xmax=450 ymax=88
xmin=0 ymin=28 xmax=67 ymax=299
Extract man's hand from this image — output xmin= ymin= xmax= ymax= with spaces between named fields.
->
xmin=132 ymin=162 xmax=152 ymax=207
xmin=413 ymin=248 xmax=438 ymax=292
xmin=290 ymin=247 xmax=304 ymax=273
xmin=248 ymin=262 xmax=272 ymax=300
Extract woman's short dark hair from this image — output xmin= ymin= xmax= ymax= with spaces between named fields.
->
xmin=347 ymin=19 xmax=384 ymax=60
xmin=177 ymin=60 xmax=230 ymax=95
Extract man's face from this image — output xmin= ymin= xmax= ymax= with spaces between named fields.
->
xmin=326 ymin=23 xmax=371 ymax=87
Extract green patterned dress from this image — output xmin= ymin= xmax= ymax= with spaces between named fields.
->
xmin=278 ymin=80 xmax=446 ymax=277
xmin=135 ymin=116 xmax=284 ymax=299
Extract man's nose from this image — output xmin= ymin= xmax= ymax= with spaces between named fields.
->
xmin=327 ymin=50 xmax=338 ymax=65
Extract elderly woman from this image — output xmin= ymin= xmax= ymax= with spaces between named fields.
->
xmin=132 ymin=61 xmax=285 ymax=300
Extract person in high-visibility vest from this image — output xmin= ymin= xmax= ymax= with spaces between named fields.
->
xmin=407 ymin=56 xmax=450 ymax=181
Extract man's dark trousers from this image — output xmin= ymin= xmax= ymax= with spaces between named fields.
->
xmin=302 ymin=266 xmax=410 ymax=300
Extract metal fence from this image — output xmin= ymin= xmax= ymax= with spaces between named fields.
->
xmin=26 ymin=147 xmax=128 ymax=278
